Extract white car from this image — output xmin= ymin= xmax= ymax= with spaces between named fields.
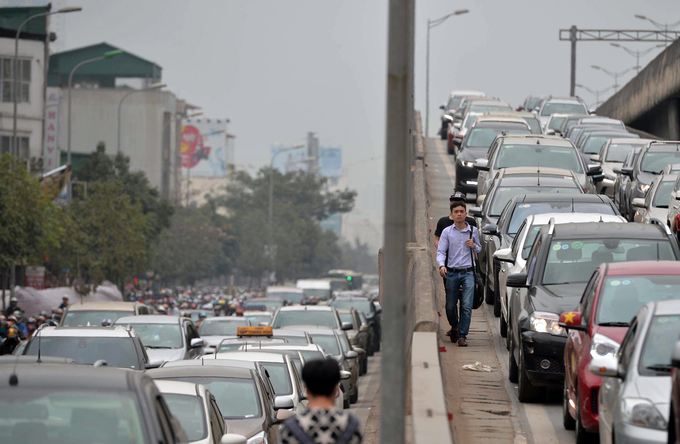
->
xmin=494 ymin=212 xmax=627 ymax=341
xmin=198 ymin=317 xmax=251 ymax=353
xmin=535 ymin=96 xmax=589 ymax=129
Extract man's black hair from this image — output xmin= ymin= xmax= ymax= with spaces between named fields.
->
xmin=450 ymin=201 xmax=466 ymax=213
xmin=302 ymin=357 xmax=340 ymax=397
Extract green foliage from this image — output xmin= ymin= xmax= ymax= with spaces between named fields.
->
xmin=339 ymin=239 xmax=378 ymax=275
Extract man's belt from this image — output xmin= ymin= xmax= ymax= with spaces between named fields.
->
xmin=447 ymin=266 xmax=473 ymax=273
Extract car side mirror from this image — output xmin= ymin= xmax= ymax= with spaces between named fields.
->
xmin=275 ymin=409 xmax=295 ymax=423
xmin=589 ymin=356 xmax=622 ymax=378
xmin=493 ymin=248 xmax=514 ymax=264
xmin=468 ymin=206 xmax=482 ymax=217
xmin=273 ymin=396 xmax=295 ymax=411
xmin=340 ymin=370 xmax=351 ymax=380
xmin=506 ymin=273 xmax=529 ymax=288
xmin=221 ymin=434 xmax=248 ymax=444
xmin=672 ymin=340 xmax=680 ymax=368
xmin=145 ymin=359 xmax=164 ymax=370
xmin=631 ymin=197 xmax=647 ymax=209
xmin=346 ymin=350 xmax=359 ymax=359
xmin=482 ymin=223 xmax=498 ymax=236
xmin=590 ymin=155 xmax=601 ymax=163
xmin=190 ymin=338 xmax=205 ymax=349
xmin=474 ymin=158 xmax=489 ymax=171
xmin=620 ymin=167 xmax=634 ymax=177
xmin=352 ymin=347 xmax=365 ymax=355
xmin=341 ymin=322 xmax=353 ymax=331
xmin=558 ymin=311 xmax=587 ymax=332
xmin=476 ymin=195 xmax=486 ymax=206
xmin=587 ymin=164 xmax=603 ymax=176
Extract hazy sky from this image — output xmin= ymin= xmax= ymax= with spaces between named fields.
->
xmin=10 ymin=0 xmax=677 ymax=249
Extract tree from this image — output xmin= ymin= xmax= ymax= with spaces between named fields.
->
xmin=340 ymin=239 xmax=378 ymax=274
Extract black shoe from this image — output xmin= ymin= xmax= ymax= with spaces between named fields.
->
xmin=447 ymin=328 xmax=458 ymax=342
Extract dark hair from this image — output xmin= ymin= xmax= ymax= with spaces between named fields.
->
xmin=302 ymin=357 xmax=340 ymax=397
xmin=450 ymin=201 xmax=466 ymax=213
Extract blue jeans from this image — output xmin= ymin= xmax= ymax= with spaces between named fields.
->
xmin=445 ymin=271 xmax=474 ymax=339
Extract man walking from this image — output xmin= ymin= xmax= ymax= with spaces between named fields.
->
xmin=436 ymin=201 xmax=481 ymax=347
xmin=279 ymin=358 xmax=362 ymax=444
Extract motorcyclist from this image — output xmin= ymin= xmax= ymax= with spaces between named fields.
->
xmin=26 ymin=317 xmax=37 ymax=338
xmin=4 ymin=297 xmax=20 ymax=317
xmin=0 ymin=327 xmax=21 ymax=355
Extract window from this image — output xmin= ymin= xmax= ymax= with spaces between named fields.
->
xmin=0 ymin=136 xmax=29 ymax=160
xmin=618 ymin=319 xmax=639 ymax=372
xmin=0 ymin=58 xmax=30 ymax=103
xmin=580 ymin=271 xmax=599 ymax=324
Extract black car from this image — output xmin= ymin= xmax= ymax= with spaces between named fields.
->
xmin=613 ymin=147 xmax=643 ymax=217
xmin=0 ymin=362 xmax=186 ymax=443
xmin=330 ymin=296 xmax=381 ymax=352
xmin=618 ymin=141 xmax=680 ymax=220
xmin=455 ymin=120 xmax=532 ymax=194
xmin=478 ymin=191 xmax=619 ymax=316
xmin=505 ymin=222 xmax=679 ymax=402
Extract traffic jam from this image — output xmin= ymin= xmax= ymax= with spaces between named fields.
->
xmin=440 ymin=91 xmax=680 ymax=444
xmin=0 ymin=271 xmax=380 ymax=444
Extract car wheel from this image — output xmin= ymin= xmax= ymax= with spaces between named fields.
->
xmin=375 ymin=336 xmax=380 ymax=352
xmin=508 ymin=331 xmax=518 ymax=383
xmin=360 ymin=356 xmax=367 ymax=376
xmin=500 ymin=311 xmax=507 ymax=338
xmin=447 ymin=144 xmax=454 ymax=155
xmin=485 ymin=273 xmax=494 ymax=305
xmin=343 ymin=390 xmax=350 ymax=409
xmin=517 ymin=345 xmax=545 ymax=403
xmin=562 ymin=378 xmax=576 ymax=430
xmin=575 ymin=388 xmax=592 ymax=443
xmin=493 ymin=272 xmax=501 ymax=317
xmin=350 ymin=385 xmax=359 ymax=404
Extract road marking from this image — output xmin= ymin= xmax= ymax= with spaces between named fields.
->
xmin=433 ymin=138 xmax=457 ymax=182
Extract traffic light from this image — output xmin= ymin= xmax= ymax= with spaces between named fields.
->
xmin=346 ymin=276 xmax=353 ymax=282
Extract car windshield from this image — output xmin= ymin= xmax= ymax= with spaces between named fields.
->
xmin=198 ymin=319 xmax=248 ymax=336
xmin=260 ymin=363 xmax=293 ymax=395
xmin=596 ymin=276 xmax=680 ymax=326
xmin=62 ymin=310 xmax=133 ymax=327
xmin=338 ymin=313 xmax=355 ymax=327
xmin=330 ymin=298 xmax=373 ymax=315
xmin=301 ymin=350 xmax=325 ymax=362
xmin=548 ymin=116 xmax=567 ymax=131
xmin=654 ymin=182 xmax=675 ymax=208
xmin=605 ymin=143 xmax=637 ymax=163
xmin=466 ymin=126 xmax=531 ymax=148
xmin=0 ymin=389 xmax=145 ymax=444
xmin=267 ymin=291 xmax=304 ymax=304
xmin=542 ymin=239 xmax=676 ymax=285
xmin=463 ymin=114 xmax=480 ymax=130
xmin=490 ymin=187 xmax=578 ymax=217
xmin=541 ymin=102 xmax=587 ymax=116
xmin=495 ymin=145 xmax=583 ymax=173
xmin=469 ymin=104 xmax=512 ymax=113
xmin=119 ymin=323 xmax=182 ymax=349
xmin=641 ymin=149 xmax=680 ymax=174
xmin=524 ymin=118 xmax=542 ymax=134
xmin=640 ymin=315 xmax=680 ymax=375
xmin=309 ymin=334 xmax=341 ymax=355
xmin=25 ymin=337 xmax=140 ymax=369
xmin=583 ymin=136 xmax=616 ymax=155
xmin=271 ymin=311 xmax=338 ymax=329
xmin=511 ymin=202 xmax=616 ymax=237
xmin=162 ymin=394 xmax=207 ymax=442
xmin=170 ymin=377 xmax=261 ymax=419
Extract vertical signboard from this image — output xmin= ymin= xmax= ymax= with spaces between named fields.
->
xmin=43 ymin=87 xmax=62 ymax=171
xmin=319 ymin=147 xmax=342 ymax=178
xmin=181 ymin=120 xmax=228 ymax=177
xmin=25 ymin=266 xmax=46 ymax=289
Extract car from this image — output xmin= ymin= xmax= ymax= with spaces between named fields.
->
xmin=591 ymin=138 xmax=654 ymax=197
xmin=619 ymin=141 xmax=680 ymax=220
xmin=155 ymin=380 xmax=248 ymax=444
xmin=439 ymin=89 xmax=486 ymax=139
xmin=0 ymin=362 xmax=187 ymax=443
xmin=356 ymin=310 xmax=377 ymax=355
xmin=198 ymin=317 xmax=251 ymax=353
xmin=506 ymin=222 xmax=679 ymax=402
xmin=243 ymin=311 xmax=273 ymax=327
xmin=21 ymin=325 xmax=157 ymax=370
xmin=456 ymin=98 xmax=512 ymax=123
xmin=329 ymin=295 xmax=382 ymax=349
xmin=560 ymin=262 xmax=680 ymax=442
xmin=535 ymin=96 xmax=588 ymax=128
xmin=613 ymin=147 xmax=644 ymax=218
xmin=336 ymin=307 xmax=372 ymax=369
xmin=633 ymin=170 xmax=677 ymax=224
xmin=544 ymin=113 xmax=572 ymax=135
xmin=270 ymin=305 xmax=350 ymax=331
xmin=60 ymin=301 xmax=152 ymax=326
xmin=494 ymin=213 xmax=627 ymax=339
xmin=448 ymin=111 xmax=481 ymax=154
xmin=271 ymin=328 xmax=312 ymax=345
xmin=474 ymin=134 xmax=602 ymax=195
xmin=265 ymin=286 xmax=305 ymax=305
xmin=591 ymin=300 xmax=680 ymax=444
xmin=455 ymin=116 xmax=533 ymax=194
xmin=666 ymin=167 xmax=680 ymax=234
xmin=213 ymin=351 xmax=307 ymax=414
xmin=577 ymin=131 xmax=638 ymax=162
xmin=149 ymin=361 xmax=289 ymax=443
xmin=519 ymin=95 xmax=545 ymax=113
xmin=669 ymin=337 xmax=680 ymax=444
xmin=572 ymin=126 xmax=631 ymax=149
xmin=483 ymin=110 xmax=543 ymax=134
xmin=559 ymin=116 xmax=626 ymax=137
xmin=253 ymin=343 xmax=328 ymax=371
xmin=113 ymin=315 xmax=204 ymax=362
xmin=243 ymin=298 xmax=286 ymax=313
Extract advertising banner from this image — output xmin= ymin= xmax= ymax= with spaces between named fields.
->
xmin=25 ymin=266 xmax=46 ymax=290
xmin=181 ymin=120 xmax=228 ymax=177
xmin=319 ymin=147 xmax=342 ymax=178
xmin=43 ymin=87 xmax=62 ymax=171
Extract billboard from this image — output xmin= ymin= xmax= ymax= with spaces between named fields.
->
xmin=43 ymin=87 xmax=62 ymax=171
xmin=319 ymin=147 xmax=342 ymax=178
xmin=271 ymin=145 xmax=309 ymax=173
xmin=181 ymin=120 xmax=229 ymax=177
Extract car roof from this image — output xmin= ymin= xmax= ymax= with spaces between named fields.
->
xmin=530 ymin=213 xmax=627 ymax=225
xmin=0 ymin=363 xmax=141 ymax=390
xmin=500 ymin=167 xmax=575 ymax=177
xmin=578 ymin=117 xmax=622 ymax=123
xmin=257 ymin=344 xmax=323 ymax=352
xmin=161 ymin=357 xmax=257 ymax=370
xmin=484 ymin=111 xmax=536 ymax=118
xmin=272 ymin=329 xmax=308 ymax=337
xmin=148 ymin=365 xmax=254 ymax=379
xmin=450 ymin=90 xmax=485 ymax=97
xmin=243 ymin=311 xmax=273 ymax=316
xmin=646 ymin=141 xmax=680 ymax=151
xmin=214 ymin=351 xmax=286 ymax=363
xmin=551 ymin=222 xmax=668 ymax=239
xmin=604 ymin=261 xmax=680 ymax=276
xmin=154 ymin=379 xmax=202 ymax=397
xmin=468 ymin=99 xmax=511 ymax=107
xmin=115 ymin=315 xmax=181 ymax=325
xmin=473 ymin=115 xmax=528 ymax=124
xmin=497 ymin=176 xmax=579 ymax=188
xmin=201 ymin=317 xmax=249 ymax=322
xmin=0 ymin=356 xmax=78 ymax=365
xmin=653 ymin=300 xmax=680 ymax=316
xmin=518 ymin=193 xmax=608 ymax=203
xmin=277 ymin=305 xmax=334 ymax=312
xmin=608 ymin=138 xmax=656 ymax=145
xmin=298 ymin=328 xmax=337 ymax=336
xmin=295 ymin=279 xmax=331 ymax=289
xmin=35 ymin=326 xmax=134 ymax=338
xmin=66 ymin=302 xmax=139 ymax=311
xmin=544 ymin=97 xmax=584 ymax=103
xmin=498 ymin=134 xmax=575 ymax=147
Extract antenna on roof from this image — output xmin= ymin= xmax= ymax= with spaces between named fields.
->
xmin=599 ymin=215 xmax=603 ymax=222
xmin=37 ymin=330 xmax=42 ymax=364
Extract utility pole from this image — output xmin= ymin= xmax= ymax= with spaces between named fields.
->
xmin=569 ymin=26 xmax=577 ymax=97
xmin=381 ymin=0 xmax=413 ymax=442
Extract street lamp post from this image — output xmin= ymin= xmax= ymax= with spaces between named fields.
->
xmin=11 ymin=6 xmax=82 ymax=160
xmin=67 ymin=49 xmax=123 ymax=204
xmin=591 ymin=65 xmax=637 ymax=93
xmin=610 ymin=43 xmax=665 ymax=74
xmin=425 ymin=9 xmax=469 ymax=139
xmin=575 ymin=83 xmax=613 ymax=108
xmin=635 ymin=14 xmax=680 ymax=47
xmin=117 ymin=82 xmax=166 ymax=154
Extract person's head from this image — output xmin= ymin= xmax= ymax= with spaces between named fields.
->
xmin=9 ymin=297 xmax=17 ymax=306
xmin=449 ymin=201 xmax=467 ymax=223
xmin=62 ymin=296 xmax=69 ymax=303
xmin=449 ymin=191 xmax=466 ymax=204
xmin=6 ymin=326 xmax=19 ymax=339
xmin=302 ymin=358 xmax=340 ymax=399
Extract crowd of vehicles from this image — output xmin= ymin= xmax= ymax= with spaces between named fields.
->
xmin=0 ymin=271 xmax=381 ymax=443
xmin=440 ymin=90 xmax=680 ymax=443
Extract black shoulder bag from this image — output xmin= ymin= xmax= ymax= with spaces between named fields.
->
xmin=470 ymin=228 xmax=484 ymax=309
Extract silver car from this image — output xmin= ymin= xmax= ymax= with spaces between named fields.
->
xmin=633 ymin=171 xmax=676 ymax=225
xmin=591 ymin=138 xmax=655 ymax=197
xmin=591 ymin=300 xmax=680 ymax=444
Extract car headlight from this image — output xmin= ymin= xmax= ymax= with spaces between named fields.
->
xmin=529 ymin=312 xmax=565 ymax=336
xmin=247 ymin=431 xmax=267 ymax=444
xmin=621 ymin=398 xmax=667 ymax=430
xmin=459 ymin=160 xmax=475 ymax=168
xmin=638 ymin=183 xmax=651 ymax=193
xmin=589 ymin=333 xmax=619 ymax=359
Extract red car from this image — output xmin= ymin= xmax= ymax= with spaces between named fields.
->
xmin=560 ymin=261 xmax=680 ymax=442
